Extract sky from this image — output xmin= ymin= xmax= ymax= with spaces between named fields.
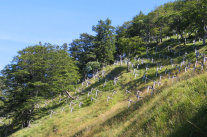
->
xmin=0 ymin=0 xmax=173 ymax=71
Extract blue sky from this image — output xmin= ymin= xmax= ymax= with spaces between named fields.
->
xmin=0 ymin=0 xmax=173 ymax=71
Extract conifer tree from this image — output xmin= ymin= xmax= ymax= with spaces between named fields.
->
xmin=93 ymin=18 xmax=116 ymax=65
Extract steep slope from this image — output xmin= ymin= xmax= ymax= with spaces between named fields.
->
xmin=77 ymin=72 xmax=207 ymax=137
xmin=4 ymin=38 xmax=207 ymax=137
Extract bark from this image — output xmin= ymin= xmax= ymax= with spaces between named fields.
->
xmin=203 ymin=25 xmax=207 ymax=45
xmin=204 ymin=24 xmax=207 ymax=33
xmin=21 ymin=108 xmax=34 ymax=128
xmin=120 ymin=55 xmax=122 ymax=66
xmin=159 ymin=27 xmax=162 ymax=43
xmin=35 ymin=89 xmax=39 ymax=97
xmin=176 ymin=28 xmax=179 ymax=42
xmin=176 ymin=34 xmax=179 ymax=41
xmin=180 ymin=34 xmax=184 ymax=40
xmin=184 ymin=35 xmax=187 ymax=45
xmin=156 ymin=35 xmax=159 ymax=43
xmin=148 ymin=32 xmax=151 ymax=43
xmin=84 ymin=73 xmax=87 ymax=80
xmin=26 ymin=120 xmax=31 ymax=127
xmin=127 ymin=58 xmax=130 ymax=72
xmin=203 ymin=34 xmax=206 ymax=45
xmin=65 ymin=91 xmax=75 ymax=99
xmin=179 ymin=32 xmax=185 ymax=45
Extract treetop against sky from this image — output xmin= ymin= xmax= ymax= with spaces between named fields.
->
xmin=0 ymin=0 xmax=173 ymax=71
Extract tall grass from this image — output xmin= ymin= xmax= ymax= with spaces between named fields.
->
xmin=75 ymin=72 xmax=207 ymax=137
xmin=7 ymin=38 xmax=207 ymax=137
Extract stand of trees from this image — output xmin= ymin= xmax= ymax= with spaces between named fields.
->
xmin=1 ymin=45 xmax=79 ymax=128
xmin=70 ymin=0 xmax=207 ymax=79
xmin=0 ymin=0 xmax=206 ymax=130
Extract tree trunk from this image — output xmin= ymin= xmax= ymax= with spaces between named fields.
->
xmin=26 ymin=120 xmax=31 ymax=127
xmin=203 ymin=34 xmax=206 ymax=45
xmin=179 ymin=33 xmax=184 ymax=45
xmin=21 ymin=108 xmax=34 ymax=128
xmin=35 ymin=89 xmax=39 ymax=97
xmin=65 ymin=91 xmax=75 ymax=99
xmin=156 ymin=35 xmax=159 ymax=43
xmin=176 ymin=34 xmax=179 ymax=41
xmin=127 ymin=58 xmax=130 ymax=72
xmin=84 ymin=72 xmax=87 ymax=81
xmin=120 ymin=55 xmax=122 ymax=66
xmin=159 ymin=27 xmax=162 ymax=43
xmin=203 ymin=25 xmax=207 ymax=45
xmin=184 ymin=35 xmax=187 ymax=45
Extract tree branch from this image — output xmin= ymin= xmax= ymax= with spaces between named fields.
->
xmin=65 ymin=91 xmax=75 ymax=99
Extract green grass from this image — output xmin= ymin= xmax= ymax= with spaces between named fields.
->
xmin=2 ymin=38 xmax=207 ymax=137
xmin=96 ymin=72 xmax=207 ymax=137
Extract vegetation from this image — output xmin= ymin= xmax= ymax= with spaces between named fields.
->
xmin=1 ymin=45 xmax=79 ymax=128
xmin=5 ymin=41 xmax=207 ymax=136
xmin=0 ymin=0 xmax=207 ymax=136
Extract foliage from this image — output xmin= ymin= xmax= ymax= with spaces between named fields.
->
xmin=70 ymin=0 xmax=207 ymax=75
xmin=1 ymin=44 xmax=80 ymax=128
xmin=1 ymin=0 xmax=207 ymax=136
xmin=85 ymin=61 xmax=100 ymax=74
xmin=118 ymin=36 xmax=145 ymax=58
xmin=69 ymin=33 xmax=96 ymax=79
xmin=0 ymin=77 xmax=6 ymax=108
xmin=93 ymin=18 xmax=116 ymax=65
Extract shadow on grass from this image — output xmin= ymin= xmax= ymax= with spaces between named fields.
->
xmin=0 ymin=124 xmax=21 ymax=137
xmin=140 ymin=38 xmax=205 ymax=62
xmin=123 ymin=99 xmax=207 ymax=137
xmin=0 ymin=101 xmax=64 ymax=136
xmin=82 ymin=66 xmax=126 ymax=92
xmin=168 ymin=105 xmax=207 ymax=137
xmin=122 ymin=65 xmax=178 ymax=92
xmin=35 ymin=102 xmax=65 ymax=120
xmin=72 ymin=69 xmax=207 ymax=136
xmin=72 ymin=84 xmax=173 ymax=137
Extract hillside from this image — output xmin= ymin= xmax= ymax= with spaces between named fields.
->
xmin=1 ymin=0 xmax=207 ymax=136
xmin=2 ymin=38 xmax=206 ymax=137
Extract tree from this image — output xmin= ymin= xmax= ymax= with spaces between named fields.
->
xmin=152 ymin=4 xmax=171 ymax=43
xmin=85 ymin=61 xmax=100 ymax=78
xmin=1 ymin=44 xmax=80 ymax=128
xmin=119 ymin=36 xmax=145 ymax=72
xmin=115 ymin=21 xmax=131 ymax=57
xmin=69 ymin=33 xmax=96 ymax=79
xmin=0 ymin=77 xmax=6 ymax=109
xmin=183 ymin=0 xmax=207 ymax=45
xmin=167 ymin=1 xmax=190 ymax=44
xmin=127 ymin=11 xmax=147 ymax=38
xmin=93 ymin=18 xmax=116 ymax=65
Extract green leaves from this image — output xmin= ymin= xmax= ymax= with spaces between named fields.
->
xmin=93 ymin=18 xmax=116 ymax=65
xmin=69 ymin=33 xmax=96 ymax=78
xmin=86 ymin=61 xmax=100 ymax=73
xmin=2 ymin=44 xmax=80 ymax=127
xmin=119 ymin=36 xmax=145 ymax=58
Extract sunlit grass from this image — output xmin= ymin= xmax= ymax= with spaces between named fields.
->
xmin=9 ymin=39 xmax=207 ymax=137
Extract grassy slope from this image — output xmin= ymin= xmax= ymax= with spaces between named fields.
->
xmin=9 ymin=38 xmax=207 ymax=137
xmin=80 ymin=72 xmax=207 ymax=137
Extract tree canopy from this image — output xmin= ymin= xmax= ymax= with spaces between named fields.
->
xmin=1 ymin=0 xmax=207 ymax=131
xmin=1 ymin=44 xmax=79 ymax=127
